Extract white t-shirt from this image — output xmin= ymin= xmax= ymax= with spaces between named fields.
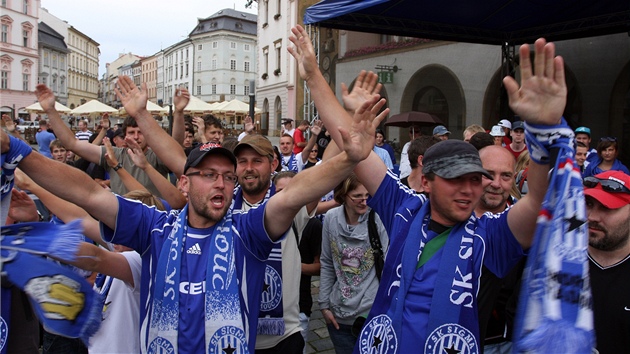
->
xmin=89 ymin=251 xmax=142 ymax=354
xmin=398 ymin=141 xmax=412 ymax=179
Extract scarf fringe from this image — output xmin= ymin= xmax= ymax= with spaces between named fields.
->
xmin=256 ymin=317 xmax=285 ymax=336
xmin=516 ymin=318 xmax=593 ymax=354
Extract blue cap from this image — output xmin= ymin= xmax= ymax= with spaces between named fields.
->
xmin=575 ymin=126 xmax=591 ymax=136
xmin=432 ymin=125 xmax=450 ymax=136
xmin=512 ymin=121 xmax=525 ymax=131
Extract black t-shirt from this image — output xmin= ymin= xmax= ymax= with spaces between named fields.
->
xmin=590 ymin=255 xmax=630 ymax=354
xmin=298 ymin=218 xmax=323 ymax=316
xmin=316 ymin=131 xmax=330 ymax=160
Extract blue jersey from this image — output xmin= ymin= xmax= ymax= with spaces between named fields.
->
xmin=359 ymin=172 xmax=524 ymax=354
xmin=101 ymin=196 xmax=274 ymax=353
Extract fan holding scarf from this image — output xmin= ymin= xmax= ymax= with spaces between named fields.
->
xmin=289 ymin=24 xmax=588 ymax=353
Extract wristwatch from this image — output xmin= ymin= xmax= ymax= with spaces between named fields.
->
xmin=113 ymin=162 xmax=123 ymax=171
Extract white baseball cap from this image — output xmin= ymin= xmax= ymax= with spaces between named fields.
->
xmin=497 ymin=119 xmax=512 ymax=129
xmin=490 ymin=125 xmax=505 ymax=137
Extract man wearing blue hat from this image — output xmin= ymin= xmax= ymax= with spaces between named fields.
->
xmin=575 ymin=126 xmax=597 ymax=159
xmin=432 ymin=125 xmax=450 ymax=141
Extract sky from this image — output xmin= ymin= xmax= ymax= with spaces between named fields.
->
xmin=40 ymin=0 xmax=258 ymax=76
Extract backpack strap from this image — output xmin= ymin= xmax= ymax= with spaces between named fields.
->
xmin=368 ymin=209 xmax=385 ymax=281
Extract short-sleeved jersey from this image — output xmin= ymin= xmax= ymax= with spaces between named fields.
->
xmin=101 ymin=196 xmax=275 ymax=353
xmin=362 ymin=172 xmax=524 ymax=353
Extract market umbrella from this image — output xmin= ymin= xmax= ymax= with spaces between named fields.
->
xmin=70 ymin=100 xmax=118 ymax=115
xmin=184 ymin=95 xmax=215 ymax=113
xmin=25 ymin=101 xmax=72 ymax=113
xmin=119 ymin=100 xmax=168 ymax=116
xmin=384 ymin=111 xmax=443 ymax=127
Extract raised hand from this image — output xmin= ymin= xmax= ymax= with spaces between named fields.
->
xmin=339 ymin=97 xmax=389 ymax=163
xmin=310 ymin=119 xmax=323 ymax=136
xmin=115 ymin=76 xmax=148 ymax=119
xmin=243 ymin=115 xmax=254 ymax=133
xmin=125 ymin=136 xmax=148 ymax=170
xmin=100 ymin=114 xmax=110 ymax=130
xmin=288 ymin=25 xmax=319 ymax=82
xmin=35 ymin=84 xmax=57 ymax=112
xmin=173 ymin=87 xmax=190 ymax=113
xmin=341 ymin=71 xmax=382 ymax=113
xmin=2 ymin=114 xmax=16 ymax=132
xmin=503 ymin=38 xmax=566 ymax=125
xmin=103 ymin=137 xmax=120 ymax=168
xmin=8 ymin=187 xmax=38 ymax=222
xmin=192 ymin=116 xmax=206 ymax=142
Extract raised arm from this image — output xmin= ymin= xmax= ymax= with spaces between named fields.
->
xmin=115 ymin=76 xmax=187 ymax=176
xmin=124 ymin=136 xmax=186 ymax=209
xmin=35 ymin=84 xmax=102 ymax=163
xmin=103 ymin=137 xmax=148 ymax=193
xmin=15 ymin=144 xmax=118 ymax=229
xmin=504 ymin=38 xmax=567 ymax=249
xmin=265 ymin=97 xmax=383 ymax=239
xmin=65 ymin=244 xmax=134 ymax=286
xmin=90 ymin=115 xmax=110 ymax=146
xmin=299 ymin=120 xmax=322 ymax=164
xmin=171 ymin=87 xmax=190 ymax=145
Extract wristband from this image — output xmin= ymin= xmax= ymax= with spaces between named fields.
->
xmin=524 ymin=118 xmax=574 ymax=165
xmin=113 ymin=162 xmax=123 ymax=171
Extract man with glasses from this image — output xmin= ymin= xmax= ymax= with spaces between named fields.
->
xmin=583 ymin=170 xmax=630 ymax=354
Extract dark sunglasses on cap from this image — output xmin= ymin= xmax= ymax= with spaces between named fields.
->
xmin=599 ymin=137 xmax=617 ymax=142
xmin=583 ymin=176 xmax=630 ymax=194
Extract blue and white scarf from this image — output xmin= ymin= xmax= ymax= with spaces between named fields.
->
xmin=362 ymin=198 xmax=481 ymax=353
xmin=145 ymin=204 xmax=244 ymax=354
xmin=1 ymin=221 xmax=101 ymax=346
xmin=514 ymin=119 xmax=594 ymax=353
xmin=233 ymin=183 xmax=285 ymax=336
xmin=282 ymin=154 xmax=298 ymax=173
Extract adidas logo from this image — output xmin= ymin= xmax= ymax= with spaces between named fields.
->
xmin=186 ymin=243 xmax=202 ymax=255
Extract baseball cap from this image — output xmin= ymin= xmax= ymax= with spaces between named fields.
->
xmin=575 ymin=126 xmax=591 ymax=136
xmin=490 ymin=125 xmax=505 ymax=137
xmin=432 ymin=125 xmax=451 ymax=136
xmin=498 ymin=119 xmax=512 ymax=129
xmin=512 ymin=121 xmax=525 ymax=131
xmin=584 ymin=170 xmax=630 ymax=209
xmin=233 ymin=134 xmax=274 ymax=159
xmin=184 ymin=142 xmax=237 ymax=174
xmin=422 ymin=140 xmax=493 ymax=179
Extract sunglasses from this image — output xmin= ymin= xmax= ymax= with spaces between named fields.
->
xmin=599 ymin=137 xmax=617 ymax=142
xmin=583 ymin=176 xmax=630 ymax=194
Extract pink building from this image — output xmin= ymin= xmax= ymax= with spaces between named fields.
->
xmin=1 ymin=0 xmax=40 ymax=121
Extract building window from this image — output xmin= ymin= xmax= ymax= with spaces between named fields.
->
xmin=175 ymin=66 xmax=178 ymax=78
xmin=244 ymin=61 xmax=250 ymax=72
xmin=185 ymin=63 xmax=188 ymax=76
xmin=1 ymin=71 xmax=8 ymax=89
xmin=230 ymin=84 xmax=236 ymax=95
xmin=43 ymin=52 xmax=49 ymax=66
xmin=198 ymin=44 xmax=202 ymax=50
xmin=51 ymin=76 xmax=57 ymax=92
xmin=22 ymin=29 xmax=29 ymax=47
xmin=244 ymin=82 xmax=249 ymax=96
xmin=211 ymin=59 xmax=217 ymax=70
xmin=212 ymin=41 xmax=218 ymax=49
xmin=211 ymin=84 xmax=216 ymax=94
xmin=22 ymin=73 xmax=29 ymax=91
xmin=197 ymin=61 xmax=201 ymax=71
xmin=244 ymin=44 xmax=250 ymax=51
xmin=276 ymin=46 xmax=281 ymax=71
xmin=52 ymin=55 xmax=57 ymax=69
xmin=230 ymin=42 xmax=236 ymax=49
xmin=60 ymin=57 xmax=65 ymax=70
xmin=230 ymin=59 xmax=236 ymax=70
xmin=197 ymin=85 xmax=201 ymax=95
xmin=60 ymin=77 xmax=65 ymax=93
xmin=1 ymin=24 xmax=7 ymax=43
xmin=23 ymin=0 xmax=28 ymax=14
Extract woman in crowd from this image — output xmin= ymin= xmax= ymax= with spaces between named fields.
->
xmin=319 ymin=174 xmax=388 ymax=354
xmin=374 ymin=128 xmax=396 ymax=165
xmin=583 ymin=137 xmax=630 ymax=177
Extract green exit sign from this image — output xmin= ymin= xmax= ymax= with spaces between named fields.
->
xmin=378 ymin=71 xmax=394 ymax=84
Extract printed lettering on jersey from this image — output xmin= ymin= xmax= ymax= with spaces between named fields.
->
xmin=425 ymin=323 xmax=478 ymax=354
xmin=209 ymin=325 xmax=247 ymax=354
xmin=358 ymin=314 xmax=398 ymax=353
xmin=148 ymin=336 xmax=175 ymax=354
xmin=260 ymin=265 xmax=282 ymax=312
xmin=179 ymin=281 xmax=206 ymax=295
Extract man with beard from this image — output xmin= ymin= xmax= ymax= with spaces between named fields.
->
xmin=5 ymin=73 xmax=383 ymax=353
xmin=584 ymin=170 xmax=630 ymax=354
xmin=232 ymin=135 xmax=318 ymax=353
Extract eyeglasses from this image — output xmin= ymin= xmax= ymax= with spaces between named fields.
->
xmin=347 ymin=194 xmax=369 ymax=203
xmin=583 ymin=177 xmax=630 ymax=194
xmin=310 ymin=150 xmax=318 ymax=153
xmin=599 ymin=137 xmax=617 ymax=142
xmin=186 ymin=170 xmax=238 ymax=184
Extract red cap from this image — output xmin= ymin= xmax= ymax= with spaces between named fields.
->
xmin=584 ymin=170 xmax=630 ymax=209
